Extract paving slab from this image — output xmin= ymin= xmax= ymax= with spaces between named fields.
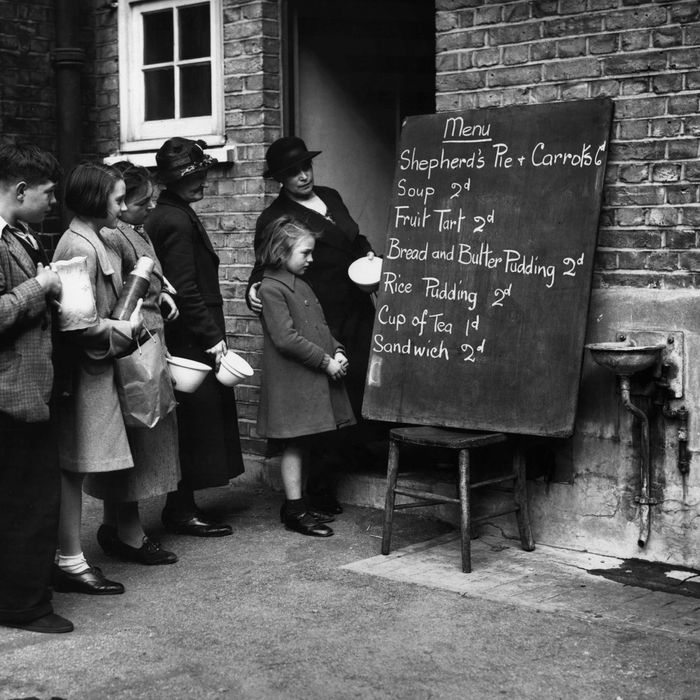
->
xmin=342 ymin=532 xmax=700 ymax=643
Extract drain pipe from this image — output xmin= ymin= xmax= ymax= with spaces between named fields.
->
xmin=52 ymin=0 xmax=85 ymax=227
xmin=619 ymin=376 xmax=655 ymax=548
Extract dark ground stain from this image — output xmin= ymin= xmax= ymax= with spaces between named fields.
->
xmin=588 ymin=558 xmax=700 ymax=599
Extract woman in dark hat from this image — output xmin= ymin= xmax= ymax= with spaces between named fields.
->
xmin=146 ymin=137 xmax=244 ymax=536
xmin=246 ymin=136 xmax=378 ymax=514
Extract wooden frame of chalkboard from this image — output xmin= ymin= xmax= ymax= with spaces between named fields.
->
xmin=362 ymin=98 xmax=613 ymax=437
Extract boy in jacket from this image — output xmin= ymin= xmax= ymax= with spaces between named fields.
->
xmin=0 ymin=142 xmax=72 ymax=633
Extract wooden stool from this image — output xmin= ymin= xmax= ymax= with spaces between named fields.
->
xmin=381 ymin=426 xmax=535 ymax=573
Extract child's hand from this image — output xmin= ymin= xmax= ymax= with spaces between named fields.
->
xmin=248 ymin=282 xmax=262 ymax=314
xmin=334 ymin=351 xmax=349 ymax=372
xmin=325 ymin=357 xmax=346 ymax=380
xmin=36 ymin=263 xmax=61 ymax=297
xmin=129 ymin=298 xmax=144 ymax=338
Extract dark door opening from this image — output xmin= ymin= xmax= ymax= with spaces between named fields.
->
xmin=284 ymin=0 xmax=435 ymax=250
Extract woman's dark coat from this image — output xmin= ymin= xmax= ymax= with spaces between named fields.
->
xmin=246 ymin=186 xmax=375 ymax=415
xmin=146 ymin=189 xmax=244 ymax=489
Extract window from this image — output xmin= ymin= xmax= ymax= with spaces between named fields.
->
xmin=118 ymin=0 xmax=223 ymax=153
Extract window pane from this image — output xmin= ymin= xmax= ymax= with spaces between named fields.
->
xmin=144 ymin=68 xmax=175 ymax=120
xmin=178 ymin=4 xmax=210 ymax=60
xmin=180 ymin=63 xmax=211 ymax=117
xmin=143 ymin=10 xmax=173 ymax=65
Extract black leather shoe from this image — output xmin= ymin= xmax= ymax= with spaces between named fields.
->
xmin=2 ymin=613 xmax=74 ymax=634
xmin=162 ymin=511 xmax=232 ymax=537
xmin=110 ymin=535 xmax=178 ymax=566
xmin=280 ymin=503 xmax=334 ymax=524
xmin=307 ymin=491 xmax=343 ymax=514
xmin=282 ymin=511 xmax=333 ymax=537
xmin=51 ymin=564 xmax=125 ymax=595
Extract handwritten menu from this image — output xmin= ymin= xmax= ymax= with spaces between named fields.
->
xmin=361 ymin=99 xmax=613 ymax=437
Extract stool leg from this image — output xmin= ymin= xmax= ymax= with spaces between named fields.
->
xmin=513 ymin=447 xmax=535 ymax=552
xmin=381 ymin=439 xmax=400 ymax=556
xmin=458 ymin=448 xmax=471 ymax=573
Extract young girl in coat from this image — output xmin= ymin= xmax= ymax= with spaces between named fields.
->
xmin=51 ymin=164 xmax=144 ymax=595
xmin=256 ymin=215 xmax=355 ymax=537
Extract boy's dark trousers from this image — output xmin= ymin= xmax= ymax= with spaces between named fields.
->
xmin=0 ymin=412 xmax=60 ymax=623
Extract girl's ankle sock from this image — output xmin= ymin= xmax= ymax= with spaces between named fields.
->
xmin=57 ymin=552 xmax=90 ymax=574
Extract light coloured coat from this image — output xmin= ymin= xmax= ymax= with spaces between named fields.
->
xmin=52 ymin=219 xmax=135 ymax=473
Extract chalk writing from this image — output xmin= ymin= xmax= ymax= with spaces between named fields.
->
xmin=363 ymin=99 xmax=613 ymax=437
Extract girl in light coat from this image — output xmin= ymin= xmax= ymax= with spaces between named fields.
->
xmin=51 ymin=164 xmax=144 ymax=595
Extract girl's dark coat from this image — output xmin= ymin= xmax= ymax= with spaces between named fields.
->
xmin=257 ymin=267 xmax=355 ymax=439
xmin=247 ymin=186 xmax=375 ymax=415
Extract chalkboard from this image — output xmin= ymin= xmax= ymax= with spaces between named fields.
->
xmin=362 ymin=98 xmax=613 ymax=437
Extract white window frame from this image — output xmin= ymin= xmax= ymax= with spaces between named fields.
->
xmin=118 ymin=0 xmax=224 ymax=153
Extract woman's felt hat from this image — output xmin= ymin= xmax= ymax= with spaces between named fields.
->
xmin=155 ymin=137 xmax=217 ymax=183
xmin=263 ymin=137 xmax=321 ymax=179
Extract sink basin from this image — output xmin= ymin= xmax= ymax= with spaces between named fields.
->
xmin=585 ymin=341 xmax=666 ymax=376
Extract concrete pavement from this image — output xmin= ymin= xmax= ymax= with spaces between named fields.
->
xmin=1 ymin=480 xmax=698 ymax=700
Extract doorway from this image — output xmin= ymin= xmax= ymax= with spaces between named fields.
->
xmin=284 ymin=0 xmax=435 ymax=251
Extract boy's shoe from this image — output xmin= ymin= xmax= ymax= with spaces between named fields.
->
xmin=279 ymin=503 xmax=334 ymax=524
xmin=99 ymin=528 xmax=177 ymax=566
xmin=2 ymin=613 xmax=74 ymax=634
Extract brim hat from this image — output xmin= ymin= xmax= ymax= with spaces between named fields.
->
xmin=156 ymin=137 xmax=217 ymax=183
xmin=263 ymin=136 xmax=321 ymax=179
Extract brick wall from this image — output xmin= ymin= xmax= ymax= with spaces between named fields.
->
xmin=0 ymin=1 xmax=57 ymax=151
xmin=435 ymin=0 xmax=700 ymax=290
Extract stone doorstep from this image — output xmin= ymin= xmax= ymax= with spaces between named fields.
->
xmin=239 ymin=453 xmax=526 ymax=528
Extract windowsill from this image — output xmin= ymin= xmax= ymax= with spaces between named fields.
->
xmin=103 ymin=145 xmax=235 ymax=168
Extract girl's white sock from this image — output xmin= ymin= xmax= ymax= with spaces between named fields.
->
xmin=57 ymin=552 xmax=90 ymax=574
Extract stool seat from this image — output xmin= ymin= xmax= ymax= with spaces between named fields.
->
xmin=389 ymin=426 xmax=508 ymax=450
xmin=381 ymin=427 xmax=535 ymax=573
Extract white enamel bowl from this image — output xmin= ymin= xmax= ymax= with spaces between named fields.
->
xmin=348 ymin=256 xmax=382 ymax=293
xmin=166 ymin=356 xmax=211 ymax=393
xmin=216 ymin=350 xmax=254 ymax=387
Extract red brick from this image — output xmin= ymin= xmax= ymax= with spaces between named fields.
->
xmin=648 ymin=207 xmax=679 ymax=227
xmin=667 ymin=230 xmax=698 ymax=250
xmin=666 ymin=185 xmax=698 ymax=205
xmin=605 ymin=7 xmax=667 ymax=31
xmin=670 ymin=2 xmax=700 ymax=24
xmin=668 ymin=95 xmax=700 ymax=115
xmin=597 ymin=229 xmax=663 ymax=249
xmin=620 ymin=30 xmax=651 ymax=52
xmin=589 ymin=33 xmax=619 ymax=54
xmin=487 ymin=65 xmax=542 ymax=87
xmin=651 ymin=164 xmax=682 ymax=182
xmin=668 ymin=140 xmax=699 ymax=160
xmin=652 ymin=27 xmax=683 ymax=49
xmin=616 ymin=208 xmax=646 ymax=227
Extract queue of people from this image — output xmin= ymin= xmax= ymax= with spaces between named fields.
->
xmin=0 ymin=134 xmax=378 ymax=634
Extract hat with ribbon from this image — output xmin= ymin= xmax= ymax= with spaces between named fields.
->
xmin=263 ymin=136 xmax=321 ymax=179
xmin=155 ymin=137 xmax=217 ymax=183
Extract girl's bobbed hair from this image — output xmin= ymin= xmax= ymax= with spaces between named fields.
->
xmin=64 ymin=163 xmax=123 ymax=219
xmin=256 ymin=215 xmax=317 ymax=269
xmin=111 ymin=161 xmax=154 ymax=203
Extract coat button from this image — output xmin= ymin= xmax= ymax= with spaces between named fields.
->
xmin=304 ymin=299 xmax=309 ymax=306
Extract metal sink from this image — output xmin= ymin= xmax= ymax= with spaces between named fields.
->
xmin=585 ymin=340 xmax=666 ymax=376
